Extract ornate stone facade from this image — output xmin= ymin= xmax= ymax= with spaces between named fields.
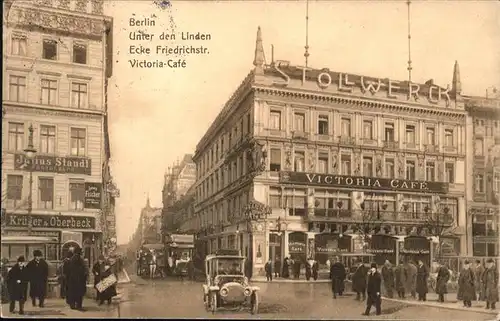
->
xmin=56 ymin=0 xmax=70 ymax=10
xmin=91 ymin=0 xmax=104 ymax=15
xmin=11 ymin=7 xmax=106 ymax=39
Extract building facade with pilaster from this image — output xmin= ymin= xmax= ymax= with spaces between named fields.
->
xmin=188 ymin=27 xmax=468 ymax=277
xmin=465 ymin=96 xmax=500 ymax=257
xmin=1 ymin=0 xmax=113 ymax=265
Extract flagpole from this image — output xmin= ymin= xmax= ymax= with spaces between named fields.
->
xmin=407 ymin=0 xmax=413 ymax=84
xmin=304 ymin=0 xmax=310 ymax=68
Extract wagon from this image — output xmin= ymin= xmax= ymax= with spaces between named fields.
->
xmin=202 ymin=249 xmax=260 ymax=314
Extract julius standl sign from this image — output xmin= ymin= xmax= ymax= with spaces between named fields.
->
xmin=6 ymin=213 xmax=96 ymax=230
xmin=279 ymin=171 xmax=449 ymax=194
xmin=14 ymin=154 xmax=92 ymax=175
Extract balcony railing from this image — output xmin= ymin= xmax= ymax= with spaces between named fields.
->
xmin=361 ymin=138 xmax=377 ymax=146
xmin=425 ymin=144 xmax=438 ymax=153
xmin=383 ymin=140 xmax=399 ymax=149
xmin=338 ymin=136 xmax=356 ymax=145
xmin=292 ymin=131 xmax=309 ymax=140
xmin=315 ymin=134 xmax=332 ymax=142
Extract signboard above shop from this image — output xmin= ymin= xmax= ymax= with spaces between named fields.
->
xmin=5 ymin=213 xmax=96 ymax=230
xmin=84 ymin=183 xmax=102 ymax=209
xmin=279 ymin=172 xmax=449 ymax=194
xmin=14 ymin=153 xmax=92 ymax=175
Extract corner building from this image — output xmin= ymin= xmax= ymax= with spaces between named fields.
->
xmin=191 ymin=27 xmax=468 ymax=277
xmin=1 ymin=0 xmax=113 ymax=264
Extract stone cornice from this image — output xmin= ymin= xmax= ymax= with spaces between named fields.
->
xmin=8 ymin=5 xmax=111 ymax=40
xmin=3 ymin=103 xmax=104 ymax=120
xmin=193 ymin=71 xmax=255 ymax=160
xmin=254 ymin=86 xmax=467 ymax=121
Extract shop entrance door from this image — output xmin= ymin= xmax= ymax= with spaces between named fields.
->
xmin=268 ymin=233 xmax=282 ymax=262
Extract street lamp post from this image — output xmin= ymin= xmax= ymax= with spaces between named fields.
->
xmin=24 ymin=124 xmax=37 ymax=235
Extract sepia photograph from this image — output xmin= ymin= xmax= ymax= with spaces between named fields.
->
xmin=1 ymin=0 xmax=499 ymax=319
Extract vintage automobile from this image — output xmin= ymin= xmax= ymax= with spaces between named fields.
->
xmin=202 ymin=249 xmax=260 ymax=314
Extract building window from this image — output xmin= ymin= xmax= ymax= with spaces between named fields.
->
xmin=426 ymin=127 xmax=435 ymax=145
xmin=385 ymin=158 xmax=395 ymax=178
xmin=406 ymin=160 xmax=416 ymax=180
xmin=41 ymin=79 xmax=57 ymax=105
xmin=363 ymin=120 xmax=373 ymax=139
xmin=39 ymin=125 xmax=56 ymax=154
xmin=494 ymin=173 xmax=500 ymax=192
xmin=284 ymin=188 xmax=307 ymax=216
xmin=341 ymin=118 xmax=351 ymax=136
xmin=384 ymin=123 xmax=395 ymax=141
xmin=294 ymin=151 xmax=305 ymax=172
xmin=71 ymin=83 xmax=88 ymax=108
xmin=38 ymin=178 xmax=54 ymax=209
xmin=270 ymin=110 xmax=281 ymax=130
xmin=269 ymin=188 xmax=282 ymax=209
xmin=318 ymin=115 xmax=329 ymax=135
xmin=294 ymin=113 xmax=305 ymax=132
xmin=73 ymin=43 xmax=87 ymax=64
xmin=270 ymin=148 xmax=281 ymax=172
xmin=444 ymin=129 xmax=454 ymax=147
xmin=69 ymin=181 xmax=85 ymax=211
xmin=341 ymin=154 xmax=351 ymax=175
xmin=11 ymin=34 xmax=27 ymax=56
xmin=7 ymin=175 xmax=23 ymax=208
xmin=405 ymin=125 xmax=416 ymax=144
xmin=475 ymin=138 xmax=484 ymax=156
xmin=363 ymin=157 xmax=373 ymax=176
xmin=42 ymin=39 xmax=57 ymax=60
xmin=9 ymin=75 xmax=27 ymax=102
xmin=8 ymin=122 xmax=24 ymax=151
xmin=425 ymin=161 xmax=435 ymax=181
xmin=475 ymin=174 xmax=485 ymax=193
xmin=247 ymin=114 xmax=251 ymax=134
xmin=70 ymin=128 xmax=86 ymax=156
xmin=445 ymin=163 xmax=455 ymax=183
xmin=318 ymin=152 xmax=328 ymax=173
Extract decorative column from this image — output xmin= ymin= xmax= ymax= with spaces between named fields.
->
xmin=283 ymin=231 xmax=290 ymax=258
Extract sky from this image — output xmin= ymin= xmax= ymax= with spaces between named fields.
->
xmin=104 ymin=0 xmax=500 ymax=244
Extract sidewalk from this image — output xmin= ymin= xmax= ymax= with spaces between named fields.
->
xmin=1 ymin=297 xmax=118 ymax=318
xmin=383 ymin=292 xmax=498 ymax=316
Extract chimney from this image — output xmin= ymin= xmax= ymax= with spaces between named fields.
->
xmin=253 ymin=26 xmax=265 ymax=75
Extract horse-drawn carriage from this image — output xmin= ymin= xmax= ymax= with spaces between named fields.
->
xmin=202 ymin=249 xmax=260 ymax=314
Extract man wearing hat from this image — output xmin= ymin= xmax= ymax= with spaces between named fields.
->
xmin=92 ymin=254 xmax=107 ymax=302
xmin=482 ymin=258 xmax=498 ymax=310
xmin=65 ymin=247 xmax=88 ymax=310
xmin=363 ymin=263 xmax=382 ymax=316
xmin=6 ymin=256 xmax=29 ymax=314
xmin=27 ymin=249 xmax=49 ymax=308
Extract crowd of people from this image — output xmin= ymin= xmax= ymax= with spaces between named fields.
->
xmin=136 ymin=249 xmax=195 ymax=280
xmin=1 ymin=247 xmax=119 ymax=315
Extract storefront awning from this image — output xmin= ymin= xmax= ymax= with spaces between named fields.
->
xmin=2 ymin=236 xmax=59 ymax=244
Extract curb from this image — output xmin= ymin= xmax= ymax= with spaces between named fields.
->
xmin=118 ymin=269 xmax=131 ymax=284
xmin=382 ymin=297 xmax=498 ymax=316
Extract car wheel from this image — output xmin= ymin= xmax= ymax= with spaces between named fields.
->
xmin=250 ymin=292 xmax=259 ymax=315
xmin=211 ymin=292 xmax=217 ymax=314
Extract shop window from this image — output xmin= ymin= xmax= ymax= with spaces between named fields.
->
xmin=10 ymin=245 xmax=26 ymax=260
xmin=27 ymin=245 xmax=44 ymax=260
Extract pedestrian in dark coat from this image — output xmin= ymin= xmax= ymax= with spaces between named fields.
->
xmin=65 ymin=247 xmax=88 ymax=310
xmin=352 ymin=262 xmax=368 ymax=301
xmin=92 ymin=255 xmax=106 ymax=303
xmin=274 ymin=258 xmax=281 ymax=278
xmin=60 ymin=251 xmax=73 ymax=304
xmin=482 ymin=259 xmax=498 ymax=310
xmin=282 ymin=257 xmax=290 ymax=278
xmin=416 ymin=260 xmax=429 ymax=301
xmin=312 ymin=260 xmax=319 ymax=281
xmin=457 ymin=260 xmax=476 ymax=307
xmin=305 ymin=258 xmax=312 ymax=281
xmin=474 ymin=259 xmax=485 ymax=301
xmin=1 ymin=257 xmax=10 ymax=304
xmin=329 ymin=257 xmax=346 ymax=299
xmin=264 ymin=260 xmax=273 ymax=281
xmin=6 ymin=256 xmax=29 ymax=314
xmin=381 ymin=260 xmax=395 ymax=298
xmin=187 ymin=259 xmax=195 ymax=281
xmin=435 ymin=262 xmax=450 ymax=302
xmin=394 ymin=260 xmax=407 ymax=299
xmin=96 ymin=261 xmax=117 ymax=305
xmin=293 ymin=259 xmax=301 ymax=279
xmin=26 ymin=249 xmax=49 ymax=308
xmin=405 ymin=261 xmax=417 ymax=299
xmin=363 ymin=263 xmax=382 ymax=316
